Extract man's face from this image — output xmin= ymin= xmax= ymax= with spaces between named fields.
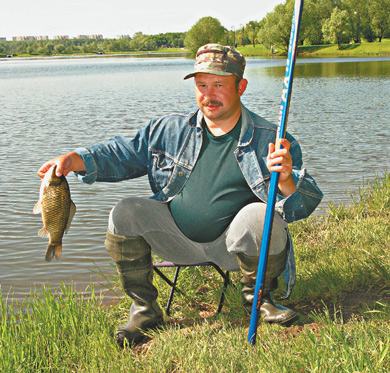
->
xmin=194 ymin=73 xmax=247 ymax=123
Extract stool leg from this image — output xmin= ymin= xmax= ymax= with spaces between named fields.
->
xmin=217 ymin=271 xmax=230 ymax=314
xmin=166 ymin=266 xmax=181 ymax=316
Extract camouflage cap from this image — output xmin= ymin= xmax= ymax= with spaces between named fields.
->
xmin=184 ymin=44 xmax=246 ymax=80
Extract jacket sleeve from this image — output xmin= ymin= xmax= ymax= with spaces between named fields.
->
xmin=275 ymin=135 xmax=323 ymax=223
xmin=73 ymin=125 xmax=150 ymax=184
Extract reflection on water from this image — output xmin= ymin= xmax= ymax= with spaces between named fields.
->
xmin=1 ymin=56 xmax=390 ymax=302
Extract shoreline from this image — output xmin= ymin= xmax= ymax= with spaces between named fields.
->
xmin=0 ymin=50 xmax=191 ymax=62
xmin=2 ymin=52 xmax=390 ymax=64
xmin=2 ymin=40 xmax=390 ymax=61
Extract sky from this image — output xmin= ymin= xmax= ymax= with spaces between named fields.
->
xmin=2 ymin=0 xmax=283 ymax=40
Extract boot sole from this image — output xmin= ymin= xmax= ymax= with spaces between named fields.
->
xmin=265 ymin=311 xmax=299 ymax=326
xmin=116 ymin=318 xmax=164 ymax=348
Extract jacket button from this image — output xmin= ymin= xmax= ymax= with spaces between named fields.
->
xmin=178 ymin=172 xmax=183 ymax=177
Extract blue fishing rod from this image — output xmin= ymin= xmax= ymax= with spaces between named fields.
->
xmin=247 ymin=0 xmax=304 ymax=346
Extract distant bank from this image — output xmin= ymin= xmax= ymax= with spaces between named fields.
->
xmin=1 ymin=40 xmax=390 ymax=60
xmin=241 ymin=39 xmax=390 ymax=57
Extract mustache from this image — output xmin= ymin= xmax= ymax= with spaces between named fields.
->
xmin=202 ymin=99 xmax=223 ymax=107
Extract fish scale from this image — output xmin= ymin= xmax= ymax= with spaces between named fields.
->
xmin=33 ymin=165 xmax=76 ymax=261
xmin=42 ymin=181 xmax=71 ymax=242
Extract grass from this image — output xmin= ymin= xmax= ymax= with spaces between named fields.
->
xmin=240 ymin=39 xmax=390 ymax=57
xmin=1 ymin=171 xmax=390 ymax=371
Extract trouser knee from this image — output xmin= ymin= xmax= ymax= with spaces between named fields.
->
xmin=227 ymin=202 xmax=288 ymax=257
xmin=108 ymin=197 xmax=147 ymax=237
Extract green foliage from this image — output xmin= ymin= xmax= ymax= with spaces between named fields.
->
xmin=257 ymin=0 xmax=295 ymax=50
xmin=184 ymin=16 xmax=226 ymax=55
xmin=301 ymin=0 xmax=334 ymax=45
xmin=322 ymin=7 xmax=351 ymax=48
xmin=369 ymin=0 xmax=390 ymax=41
xmin=246 ymin=21 xmax=261 ymax=47
xmin=0 ymin=32 xmax=185 ymax=57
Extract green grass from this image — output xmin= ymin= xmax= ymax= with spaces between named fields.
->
xmin=298 ymin=39 xmax=390 ymax=57
xmin=1 ymin=171 xmax=390 ymax=371
xmin=239 ymin=39 xmax=390 ymax=57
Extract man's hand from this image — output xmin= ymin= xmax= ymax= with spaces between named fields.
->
xmin=267 ymin=138 xmax=296 ymax=197
xmin=37 ymin=152 xmax=86 ymax=178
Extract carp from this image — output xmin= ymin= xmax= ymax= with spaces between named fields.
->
xmin=33 ymin=165 xmax=76 ymax=261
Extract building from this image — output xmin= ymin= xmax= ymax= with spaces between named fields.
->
xmin=77 ymin=35 xmax=103 ymax=40
xmin=53 ymin=35 xmax=69 ymax=40
xmin=12 ymin=36 xmax=48 ymax=41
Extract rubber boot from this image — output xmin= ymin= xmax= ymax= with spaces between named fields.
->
xmin=105 ymin=230 xmax=164 ymax=347
xmin=237 ymin=249 xmax=298 ymax=325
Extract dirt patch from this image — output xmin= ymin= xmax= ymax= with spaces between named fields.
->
xmin=292 ymin=285 xmax=390 ymax=324
xmin=279 ymin=322 xmax=324 ymax=341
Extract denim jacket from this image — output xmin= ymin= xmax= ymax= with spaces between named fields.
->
xmin=75 ymin=104 xmax=323 ymax=298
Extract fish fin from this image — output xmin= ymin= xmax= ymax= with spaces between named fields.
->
xmin=65 ymin=200 xmax=76 ymax=234
xmin=38 ymin=227 xmax=49 ymax=238
xmin=33 ymin=201 xmax=42 ymax=214
xmin=45 ymin=243 xmax=62 ymax=262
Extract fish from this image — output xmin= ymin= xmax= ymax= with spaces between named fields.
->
xmin=33 ymin=164 xmax=76 ymax=261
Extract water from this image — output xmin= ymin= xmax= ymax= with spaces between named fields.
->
xmin=1 ymin=55 xmax=390 ymax=302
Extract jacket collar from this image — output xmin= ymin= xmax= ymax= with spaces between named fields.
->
xmin=192 ymin=103 xmax=254 ymax=145
xmin=237 ymin=104 xmax=254 ymax=147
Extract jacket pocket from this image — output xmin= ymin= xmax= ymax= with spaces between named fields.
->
xmin=151 ymin=151 xmax=175 ymax=190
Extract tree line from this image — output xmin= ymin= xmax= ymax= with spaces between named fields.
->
xmin=1 ymin=0 xmax=389 ymax=57
xmin=259 ymin=0 xmax=390 ymax=49
xmin=185 ymin=0 xmax=390 ymax=53
xmin=0 ymin=32 xmax=185 ymax=56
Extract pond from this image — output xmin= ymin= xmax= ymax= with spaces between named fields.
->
xmin=1 ymin=55 xmax=389 ymax=302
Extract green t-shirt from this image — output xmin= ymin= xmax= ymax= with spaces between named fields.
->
xmin=169 ymin=118 xmax=259 ymax=242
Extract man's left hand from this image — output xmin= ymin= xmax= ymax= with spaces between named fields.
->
xmin=267 ymin=138 xmax=296 ymax=197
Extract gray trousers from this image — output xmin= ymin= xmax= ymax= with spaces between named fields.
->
xmin=108 ymin=197 xmax=288 ymax=272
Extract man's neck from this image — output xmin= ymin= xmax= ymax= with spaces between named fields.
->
xmin=204 ymin=108 xmax=242 ymax=137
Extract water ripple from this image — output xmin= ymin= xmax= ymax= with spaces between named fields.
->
xmin=1 ymin=56 xmax=390 ymax=302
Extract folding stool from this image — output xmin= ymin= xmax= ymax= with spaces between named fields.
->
xmin=153 ymin=261 xmax=231 ymax=316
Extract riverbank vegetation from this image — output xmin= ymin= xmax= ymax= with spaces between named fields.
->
xmin=240 ymin=38 xmax=390 ymax=57
xmin=1 ymin=0 xmax=389 ymax=58
xmin=2 ymin=171 xmax=389 ymax=371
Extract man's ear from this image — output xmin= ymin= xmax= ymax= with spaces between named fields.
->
xmin=238 ymin=79 xmax=248 ymax=96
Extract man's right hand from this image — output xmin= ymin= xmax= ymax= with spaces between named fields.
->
xmin=37 ymin=152 xmax=87 ymax=178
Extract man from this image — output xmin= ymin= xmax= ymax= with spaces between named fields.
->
xmin=38 ymin=44 xmax=323 ymax=347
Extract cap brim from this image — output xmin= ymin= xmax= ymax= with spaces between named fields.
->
xmin=183 ymin=70 xmax=234 ymax=80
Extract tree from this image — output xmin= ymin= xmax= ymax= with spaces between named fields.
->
xmin=301 ymin=0 xmax=334 ymax=45
xmin=342 ymin=0 xmax=375 ymax=42
xmin=257 ymin=0 xmax=295 ymax=51
xmin=245 ymin=21 xmax=260 ymax=47
xmin=322 ymin=7 xmax=351 ymax=48
xmin=54 ymin=44 xmax=65 ymax=54
xmin=184 ymin=17 xmax=226 ymax=55
xmin=369 ymin=0 xmax=390 ymax=41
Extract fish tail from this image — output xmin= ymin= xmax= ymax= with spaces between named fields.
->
xmin=45 ymin=243 xmax=62 ymax=262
